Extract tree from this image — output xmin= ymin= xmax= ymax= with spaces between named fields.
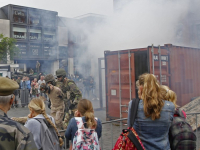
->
xmin=0 ymin=34 xmax=19 ymax=63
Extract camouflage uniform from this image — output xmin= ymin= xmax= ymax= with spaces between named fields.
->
xmin=36 ymin=61 xmax=40 ymax=73
xmin=16 ymin=78 xmax=21 ymax=86
xmin=0 ymin=77 xmax=37 ymax=150
xmin=29 ymin=69 xmax=34 ymax=75
xmin=0 ymin=110 xmax=37 ymax=150
xmin=31 ymin=83 xmax=38 ymax=97
xmin=55 ymin=74 xmax=82 ymax=129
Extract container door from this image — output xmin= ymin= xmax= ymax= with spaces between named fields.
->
xmin=149 ymin=46 xmax=170 ymax=86
xmin=105 ymin=51 xmax=135 ymax=120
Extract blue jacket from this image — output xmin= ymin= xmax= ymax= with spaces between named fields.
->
xmin=20 ymin=81 xmax=31 ymax=89
xmin=26 ymin=80 xmax=31 ymax=90
xmin=128 ymin=100 xmax=175 ymax=150
xmin=65 ymin=117 xmax=102 ymax=143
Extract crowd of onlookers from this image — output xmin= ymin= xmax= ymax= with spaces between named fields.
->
xmin=9 ymin=73 xmax=99 ymax=107
xmin=2 ymin=73 xmax=195 ymax=150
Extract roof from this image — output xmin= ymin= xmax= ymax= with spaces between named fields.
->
xmin=181 ymin=96 xmax=200 ymax=130
xmin=1 ymin=4 xmax=58 ymax=15
xmin=57 ymin=16 xmax=77 ymax=27
xmin=74 ymin=13 xmax=106 ymax=20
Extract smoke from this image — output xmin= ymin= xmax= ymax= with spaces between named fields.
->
xmin=67 ymin=0 xmax=200 ymax=102
xmin=86 ymin=0 xmax=200 ymax=59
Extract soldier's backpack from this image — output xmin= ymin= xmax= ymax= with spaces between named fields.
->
xmin=169 ymin=108 xmax=196 ymax=150
xmin=113 ymin=98 xmax=145 ymax=150
xmin=72 ymin=117 xmax=100 ymax=150
xmin=34 ymin=118 xmax=63 ymax=150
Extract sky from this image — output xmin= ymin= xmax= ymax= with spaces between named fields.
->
xmin=0 ymin=0 xmax=113 ymax=18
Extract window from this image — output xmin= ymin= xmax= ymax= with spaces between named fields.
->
xmin=44 ymin=30 xmax=55 ymax=42
xmin=13 ymin=10 xmax=27 ymax=23
xmin=29 ymin=28 xmax=41 ymax=41
xmin=44 ymin=45 xmax=54 ymax=56
xmin=29 ymin=12 xmax=41 ymax=25
xmin=16 ymin=43 xmax=27 ymax=55
xmin=13 ymin=27 xmax=27 ymax=39
xmin=30 ymin=44 xmax=41 ymax=56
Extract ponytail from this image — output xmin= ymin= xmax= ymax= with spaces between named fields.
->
xmin=77 ymin=99 xmax=97 ymax=129
xmin=139 ymin=74 xmax=164 ymax=120
xmin=41 ymin=111 xmax=63 ymax=147
xmin=84 ymin=111 xmax=97 ymax=129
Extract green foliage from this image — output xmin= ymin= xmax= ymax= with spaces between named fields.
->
xmin=0 ymin=34 xmax=19 ymax=63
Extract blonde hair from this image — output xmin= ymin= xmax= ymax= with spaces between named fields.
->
xmin=77 ymin=99 xmax=97 ymax=129
xmin=28 ymin=98 xmax=63 ymax=147
xmin=139 ymin=73 xmax=164 ymax=120
xmin=160 ymin=85 xmax=177 ymax=108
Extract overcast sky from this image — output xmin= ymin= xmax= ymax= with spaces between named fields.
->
xmin=0 ymin=0 xmax=113 ymax=18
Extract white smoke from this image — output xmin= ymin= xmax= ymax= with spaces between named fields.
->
xmin=86 ymin=0 xmax=197 ymax=59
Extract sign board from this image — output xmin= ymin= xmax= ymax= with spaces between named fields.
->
xmin=13 ymin=32 xmax=26 ymax=39
xmin=154 ymin=55 xmax=168 ymax=61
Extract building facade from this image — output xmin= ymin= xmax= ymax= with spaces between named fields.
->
xmin=0 ymin=4 xmax=107 ymax=77
xmin=0 ymin=4 xmax=60 ymax=74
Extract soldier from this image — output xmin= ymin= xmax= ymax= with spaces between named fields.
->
xmin=40 ymin=74 xmax=65 ymax=130
xmin=0 ymin=77 xmax=37 ymax=150
xmin=29 ymin=68 xmax=34 ymax=75
xmin=16 ymin=76 xmax=21 ymax=87
xmin=36 ymin=61 xmax=40 ymax=73
xmin=55 ymin=69 xmax=82 ymax=129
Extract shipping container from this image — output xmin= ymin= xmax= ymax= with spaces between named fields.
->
xmin=104 ymin=44 xmax=200 ymax=120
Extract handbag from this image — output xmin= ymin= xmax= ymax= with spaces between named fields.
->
xmin=113 ymin=98 xmax=145 ymax=150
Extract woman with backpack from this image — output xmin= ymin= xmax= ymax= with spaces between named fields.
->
xmin=24 ymin=97 xmax=63 ymax=150
xmin=160 ymin=85 xmax=186 ymax=118
xmin=127 ymin=73 xmax=175 ymax=150
xmin=160 ymin=85 xmax=196 ymax=150
xmin=65 ymin=99 xmax=102 ymax=149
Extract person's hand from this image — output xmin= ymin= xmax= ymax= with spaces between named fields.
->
xmin=50 ymin=85 xmax=54 ymax=90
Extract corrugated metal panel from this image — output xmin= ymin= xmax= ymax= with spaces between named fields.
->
xmin=168 ymin=45 xmax=200 ymax=106
xmin=105 ymin=50 xmax=136 ymax=120
xmin=105 ymin=48 xmax=149 ymax=120
xmin=149 ymin=46 xmax=170 ymax=86
xmin=105 ymin=44 xmax=200 ymax=119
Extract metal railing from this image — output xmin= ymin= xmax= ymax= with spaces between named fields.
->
xmin=58 ymin=113 xmax=200 ymax=150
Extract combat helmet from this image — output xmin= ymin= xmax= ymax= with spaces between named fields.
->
xmin=56 ymin=69 xmax=66 ymax=77
xmin=45 ymin=74 xmax=55 ymax=85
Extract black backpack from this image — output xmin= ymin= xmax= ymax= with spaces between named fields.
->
xmin=169 ymin=108 xmax=196 ymax=150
